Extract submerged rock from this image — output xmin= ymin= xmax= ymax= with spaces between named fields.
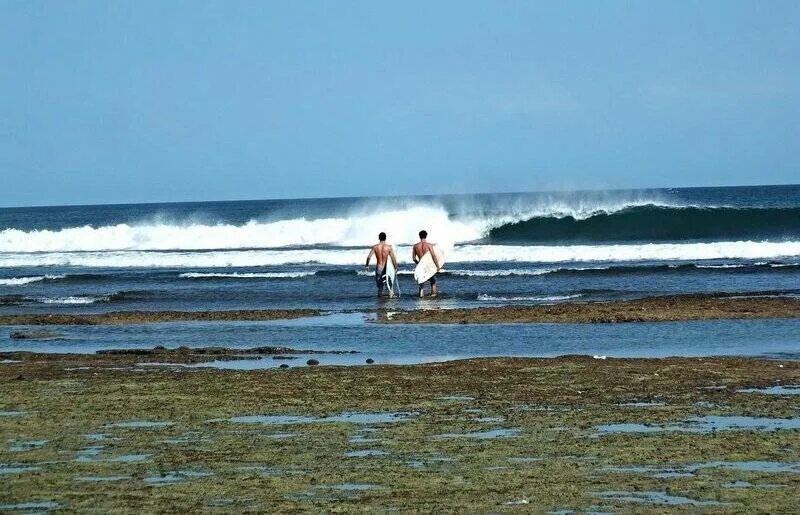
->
xmin=306 ymin=359 xmax=320 ymax=366
xmin=10 ymin=330 xmax=64 ymax=340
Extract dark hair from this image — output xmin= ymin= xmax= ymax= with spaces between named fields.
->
xmin=378 ymin=232 xmax=386 ymax=241
xmin=419 ymin=230 xmax=428 ymax=239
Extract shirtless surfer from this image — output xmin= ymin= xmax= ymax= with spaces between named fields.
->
xmin=365 ymin=232 xmax=399 ymax=297
xmin=412 ymin=230 xmax=441 ymax=297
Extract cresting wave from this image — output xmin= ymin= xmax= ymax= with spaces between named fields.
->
xmin=0 ymin=241 xmax=798 ymax=268
xmin=0 ymin=275 xmax=66 ymax=286
xmin=488 ymin=206 xmax=800 ymax=243
xmin=0 ymin=199 xmax=691 ymax=253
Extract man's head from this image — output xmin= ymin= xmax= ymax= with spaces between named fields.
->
xmin=419 ymin=230 xmax=428 ymax=240
xmin=378 ymin=232 xmax=387 ymax=242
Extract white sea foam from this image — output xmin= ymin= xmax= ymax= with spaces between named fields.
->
xmin=2 ymin=241 xmax=797 ymax=269
xmin=0 ymin=275 xmax=66 ymax=286
xmin=37 ymin=296 xmax=107 ymax=305
xmin=477 ymin=293 xmax=582 ymax=302
xmin=447 ymin=268 xmax=557 ymax=277
xmin=179 ymin=271 xmax=315 ymax=279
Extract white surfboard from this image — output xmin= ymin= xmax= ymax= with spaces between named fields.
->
xmin=385 ymin=259 xmax=399 ymax=297
xmin=414 ymin=246 xmax=445 ymax=285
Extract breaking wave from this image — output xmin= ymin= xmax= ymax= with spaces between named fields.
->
xmin=0 ymin=275 xmax=66 ymax=286
xmin=488 ymin=206 xmax=800 ymax=243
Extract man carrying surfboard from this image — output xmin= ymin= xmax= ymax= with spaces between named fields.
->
xmin=365 ymin=232 xmax=399 ymax=297
xmin=412 ymin=230 xmax=442 ymax=298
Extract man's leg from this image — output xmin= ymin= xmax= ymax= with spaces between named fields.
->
xmin=376 ymin=267 xmax=386 ymax=296
xmin=429 ymin=275 xmax=438 ymax=297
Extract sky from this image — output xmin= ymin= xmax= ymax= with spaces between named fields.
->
xmin=0 ymin=1 xmax=798 ymax=207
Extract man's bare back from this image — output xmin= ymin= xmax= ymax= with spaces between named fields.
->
xmin=365 ymin=232 xmax=398 ymax=296
xmin=371 ymin=242 xmax=393 ymax=268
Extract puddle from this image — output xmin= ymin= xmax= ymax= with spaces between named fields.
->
xmin=8 ymin=440 xmax=47 ymax=452
xmin=350 ymin=435 xmax=380 ymax=444
xmin=738 ymin=385 xmax=800 ymax=395
xmin=595 ymin=491 xmax=727 ymax=507
xmin=75 ymin=446 xmax=105 ymax=463
xmin=515 ymin=405 xmax=570 ymax=412
xmin=106 ymin=420 xmax=175 ymax=429
xmin=595 ymin=416 xmax=800 ymax=435
xmin=161 ymin=431 xmax=211 ymax=444
xmin=602 ymin=461 xmax=800 ymax=476
xmin=694 ymin=401 xmax=718 ymax=408
xmin=229 ymin=411 xmax=415 ymax=425
xmin=474 ymin=416 xmax=504 ymax=423
xmin=617 ymin=402 xmax=665 ymax=408
xmin=0 ymin=464 xmax=42 ymax=475
xmin=85 ymin=433 xmax=111 ymax=442
xmin=238 ymin=466 xmax=306 ymax=476
xmin=0 ymin=411 xmax=27 ymax=417
xmin=108 ymin=454 xmax=151 ymax=463
xmin=75 ymin=475 xmax=130 ymax=482
xmin=723 ymin=480 xmax=784 ymax=489
xmin=0 ymin=501 xmax=60 ymax=511
xmin=144 ymin=470 xmax=213 ymax=486
xmin=344 ymin=449 xmax=388 ymax=457
xmin=406 ymin=456 xmax=456 ymax=468
xmin=434 ymin=428 xmax=521 ymax=440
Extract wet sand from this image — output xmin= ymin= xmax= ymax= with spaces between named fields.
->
xmin=1 ymin=353 xmax=799 ymax=511
xmin=386 ymin=293 xmax=800 ymax=324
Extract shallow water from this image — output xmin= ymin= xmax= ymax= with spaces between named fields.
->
xmin=228 ymin=411 xmax=416 ymax=425
xmin=595 ymin=490 xmax=726 ymax=506
xmin=106 ymin=420 xmax=175 ymax=429
xmin=434 ymin=428 xmax=521 ymax=440
xmin=343 ymin=449 xmax=388 ymax=457
xmin=0 ymin=464 xmax=41 ymax=475
xmin=595 ymin=416 xmax=800 ymax=435
xmin=8 ymin=440 xmax=47 ymax=452
xmin=5 ymin=316 xmax=800 ymax=367
xmin=603 ymin=460 xmax=800 ymax=477
xmin=0 ymin=501 xmax=61 ymax=511
xmin=738 ymin=385 xmax=800 ymax=395
xmin=144 ymin=470 xmax=213 ymax=486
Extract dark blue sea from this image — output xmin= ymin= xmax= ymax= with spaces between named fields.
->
xmin=2 ymin=185 xmax=799 ymax=363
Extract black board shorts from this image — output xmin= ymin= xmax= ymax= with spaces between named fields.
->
xmin=375 ymin=266 xmax=386 ymax=288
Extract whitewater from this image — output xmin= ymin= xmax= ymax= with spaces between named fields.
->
xmin=0 ymin=241 xmax=798 ymax=268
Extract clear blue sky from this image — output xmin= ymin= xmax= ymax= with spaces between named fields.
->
xmin=1 ymin=1 xmax=798 ymax=207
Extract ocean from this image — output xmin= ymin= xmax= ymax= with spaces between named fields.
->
xmin=2 ymin=184 xmax=800 ymax=362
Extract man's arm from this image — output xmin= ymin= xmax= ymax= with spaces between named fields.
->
xmin=430 ymin=245 xmax=441 ymax=270
xmin=411 ymin=245 xmax=419 ymax=264
xmin=365 ymin=248 xmax=375 ymax=268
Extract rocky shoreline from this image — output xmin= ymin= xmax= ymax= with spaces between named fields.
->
xmin=385 ymin=293 xmax=800 ymax=324
xmin=1 ymin=353 xmax=799 ymax=511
